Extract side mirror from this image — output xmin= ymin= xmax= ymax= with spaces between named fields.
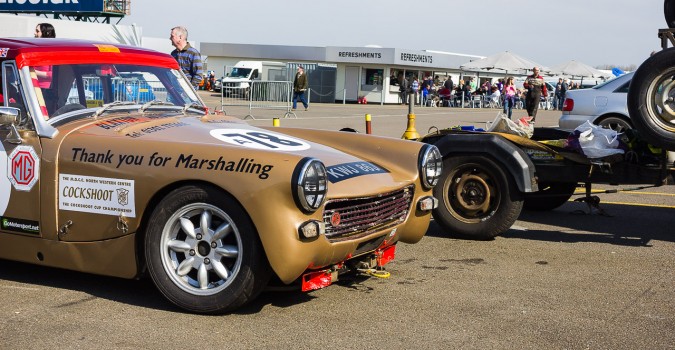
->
xmin=0 ymin=106 xmax=20 ymax=126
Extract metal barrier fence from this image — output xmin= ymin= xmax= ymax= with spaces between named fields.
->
xmin=220 ymin=80 xmax=296 ymax=120
xmin=73 ymin=76 xmax=165 ymax=106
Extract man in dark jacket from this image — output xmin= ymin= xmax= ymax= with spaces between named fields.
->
xmin=293 ymin=66 xmax=309 ymax=111
xmin=399 ymin=73 xmax=408 ymax=105
xmin=523 ymin=66 xmax=548 ymax=122
xmin=559 ymin=78 xmax=569 ymax=111
xmin=443 ymin=76 xmax=454 ymax=91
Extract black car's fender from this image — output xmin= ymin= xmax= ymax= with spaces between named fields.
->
xmin=422 ymin=133 xmax=538 ymax=193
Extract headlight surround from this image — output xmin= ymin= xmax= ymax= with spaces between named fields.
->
xmin=419 ymin=144 xmax=442 ymax=189
xmin=292 ymin=158 xmax=328 ymax=213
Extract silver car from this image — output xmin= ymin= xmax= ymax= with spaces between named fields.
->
xmin=558 ymin=72 xmax=633 ymax=132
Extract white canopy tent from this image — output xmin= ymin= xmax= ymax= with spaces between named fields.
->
xmin=460 ymin=50 xmax=548 ymax=74
xmin=549 ymin=60 xmax=613 ymax=84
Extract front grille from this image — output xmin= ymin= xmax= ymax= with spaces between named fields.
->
xmin=322 ymin=185 xmax=413 ymax=241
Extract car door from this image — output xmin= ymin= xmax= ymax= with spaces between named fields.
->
xmin=0 ymin=61 xmax=43 ymax=237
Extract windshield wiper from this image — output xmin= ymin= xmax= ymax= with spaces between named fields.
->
xmin=92 ymin=101 xmax=137 ymax=118
xmin=140 ymin=100 xmax=175 ymax=112
xmin=182 ymin=103 xmax=208 ymax=115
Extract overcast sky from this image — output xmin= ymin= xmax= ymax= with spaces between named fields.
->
xmin=123 ymin=0 xmax=663 ymax=69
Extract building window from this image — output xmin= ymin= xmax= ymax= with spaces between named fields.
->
xmin=363 ymin=68 xmax=383 ymax=86
xmin=390 ymin=69 xmax=402 ymax=86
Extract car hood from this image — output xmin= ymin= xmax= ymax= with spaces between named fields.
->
xmin=58 ymin=112 xmax=420 ymax=194
xmin=73 ymin=113 xmax=356 ymax=160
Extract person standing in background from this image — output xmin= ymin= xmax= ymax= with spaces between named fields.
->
xmin=34 ymin=23 xmax=55 ymax=89
xmin=208 ymin=71 xmax=216 ymax=92
xmin=170 ymin=26 xmax=203 ymax=89
xmin=292 ymin=66 xmax=309 ymax=111
xmin=444 ymin=76 xmax=454 ymax=91
xmin=34 ymin=23 xmax=55 ymax=38
xmin=399 ymin=73 xmax=409 ymax=105
xmin=410 ymin=76 xmax=420 ymax=105
xmin=554 ymin=78 xmax=563 ymax=110
xmin=559 ymin=78 xmax=570 ymax=110
xmin=502 ymin=77 xmax=517 ymax=119
xmin=523 ymin=66 xmax=547 ymax=123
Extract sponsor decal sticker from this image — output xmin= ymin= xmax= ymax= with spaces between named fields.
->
xmin=1 ymin=216 xmax=39 ymax=235
xmin=94 ymin=116 xmax=144 ymax=130
xmin=68 ymin=148 xmax=274 ymax=179
xmin=325 ymin=161 xmax=389 ymax=183
xmin=0 ymin=48 xmax=8 ymax=58
xmin=59 ymin=174 xmax=135 ymax=217
xmin=210 ymin=129 xmax=310 ymax=151
xmin=7 ymin=145 xmax=40 ymax=191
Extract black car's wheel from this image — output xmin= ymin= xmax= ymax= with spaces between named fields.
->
xmin=597 ymin=116 xmax=632 ymax=133
xmin=432 ymin=156 xmax=523 ymax=240
xmin=627 ymin=47 xmax=675 ymax=150
xmin=666 ymin=0 xmax=675 ymax=28
xmin=145 ymin=185 xmax=270 ymax=314
xmin=523 ymin=182 xmax=578 ymax=211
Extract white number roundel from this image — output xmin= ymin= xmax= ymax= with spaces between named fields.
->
xmin=210 ymin=129 xmax=310 ymax=151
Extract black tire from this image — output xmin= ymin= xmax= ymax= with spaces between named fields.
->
xmin=432 ymin=156 xmax=523 ymax=240
xmin=523 ymin=182 xmax=578 ymax=211
xmin=145 ymin=185 xmax=270 ymax=314
xmin=666 ymin=0 xmax=675 ymax=28
xmin=627 ymin=48 xmax=675 ymax=150
xmin=597 ymin=116 xmax=632 ymax=133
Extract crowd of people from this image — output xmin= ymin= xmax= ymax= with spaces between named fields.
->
xmin=393 ymin=71 xmax=585 ymax=120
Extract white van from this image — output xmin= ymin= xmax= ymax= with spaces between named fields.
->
xmin=216 ymin=61 xmax=287 ymax=93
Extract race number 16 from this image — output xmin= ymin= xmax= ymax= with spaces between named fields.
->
xmin=210 ymin=129 xmax=311 ymax=151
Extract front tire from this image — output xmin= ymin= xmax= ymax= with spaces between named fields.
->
xmin=627 ymin=48 xmax=675 ymax=150
xmin=432 ymin=156 xmax=523 ymax=240
xmin=145 ymin=185 xmax=270 ymax=314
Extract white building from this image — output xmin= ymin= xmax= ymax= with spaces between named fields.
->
xmin=202 ymin=42 xmax=514 ymax=104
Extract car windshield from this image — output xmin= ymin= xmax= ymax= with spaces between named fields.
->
xmin=29 ymin=63 xmax=201 ymax=118
xmin=229 ymin=67 xmax=251 ymax=78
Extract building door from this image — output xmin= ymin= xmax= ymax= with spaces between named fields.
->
xmin=345 ymin=66 xmax=359 ymax=102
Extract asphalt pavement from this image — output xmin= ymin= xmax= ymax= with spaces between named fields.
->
xmin=0 ymin=92 xmax=673 ymax=349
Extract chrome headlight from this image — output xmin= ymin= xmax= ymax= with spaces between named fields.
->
xmin=419 ymin=144 xmax=442 ymax=189
xmin=292 ymin=158 xmax=328 ymax=213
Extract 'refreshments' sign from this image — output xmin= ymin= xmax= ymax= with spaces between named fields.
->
xmin=0 ymin=0 xmax=104 ymax=14
xmin=7 ymin=145 xmax=39 ymax=192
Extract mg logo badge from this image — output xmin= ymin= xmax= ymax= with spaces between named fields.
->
xmin=330 ymin=211 xmax=341 ymax=227
xmin=8 ymin=146 xmax=40 ymax=191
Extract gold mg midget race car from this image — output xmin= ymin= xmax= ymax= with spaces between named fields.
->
xmin=0 ymin=38 xmax=441 ymax=313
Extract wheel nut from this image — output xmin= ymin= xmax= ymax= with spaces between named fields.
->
xmin=204 ymin=258 xmax=210 ymax=265
xmin=211 ymin=242 xmax=217 ymax=248
xmin=196 ymin=234 xmax=202 ymax=240
xmin=189 ymin=249 xmax=195 ymax=256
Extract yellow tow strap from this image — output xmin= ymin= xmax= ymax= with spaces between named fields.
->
xmin=359 ymin=268 xmax=391 ymax=279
